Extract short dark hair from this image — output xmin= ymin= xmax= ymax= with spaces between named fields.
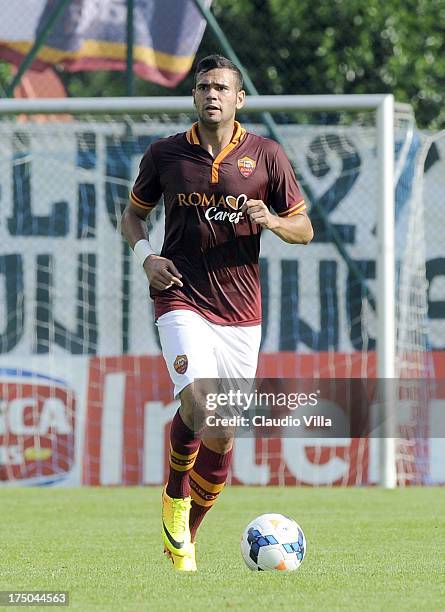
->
xmin=194 ymin=54 xmax=244 ymax=91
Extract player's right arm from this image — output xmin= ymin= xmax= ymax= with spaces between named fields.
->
xmin=121 ymin=144 xmax=182 ymax=291
xmin=121 ymin=203 xmax=183 ymax=290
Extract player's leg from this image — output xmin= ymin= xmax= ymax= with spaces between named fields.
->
xmin=189 ymin=434 xmax=234 ymax=543
xmin=161 ymin=404 xmax=198 ymax=570
xmin=189 ymin=323 xmax=261 ymax=542
xmin=157 ymin=311 xmax=218 ymax=570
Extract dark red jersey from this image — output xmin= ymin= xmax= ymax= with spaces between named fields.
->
xmin=130 ymin=121 xmax=306 ymax=326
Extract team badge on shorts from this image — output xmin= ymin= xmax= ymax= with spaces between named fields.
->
xmin=237 ymin=156 xmax=256 ymax=178
xmin=173 ymin=354 xmax=188 ymax=375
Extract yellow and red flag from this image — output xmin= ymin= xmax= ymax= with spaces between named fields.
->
xmin=0 ymin=0 xmax=212 ymax=87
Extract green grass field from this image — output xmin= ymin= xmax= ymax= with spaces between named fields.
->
xmin=0 ymin=487 xmax=444 ymax=611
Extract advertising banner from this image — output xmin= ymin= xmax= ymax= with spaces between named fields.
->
xmin=0 ymin=121 xmax=443 ymax=485
xmin=0 ymin=356 xmax=87 ymax=485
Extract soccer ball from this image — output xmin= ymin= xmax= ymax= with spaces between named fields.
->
xmin=240 ymin=513 xmax=306 ymax=571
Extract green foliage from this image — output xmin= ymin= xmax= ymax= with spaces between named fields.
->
xmin=0 ymin=61 xmax=11 ymax=95
xmin=60 ymin=0 xmax=445 ymax=128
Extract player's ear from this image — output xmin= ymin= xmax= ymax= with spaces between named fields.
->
xmin=192 ymin=89 xmax=196 ymax=106
xmin=236 ymin=89 xmax=246 ymax=110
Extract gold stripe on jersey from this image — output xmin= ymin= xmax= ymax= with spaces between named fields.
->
xmin=286 ymin=204 xmax=307 ymax=217
xmin=278 ymin=199 xmax=306 ymax=217
xmin=130 ymin=190 xmax=157 ymax=209
xmin=185 ymin=121 xmax=247 ymax=184
xmin=186 ymin=123 xmax=201 ymax=145
xmin=190 ymin=123 xmax=200 ymax=145
xmin=130 ymin=198 xmax=155 ymax=211
xmin=211 ymin=122 xmax=246 ymax=184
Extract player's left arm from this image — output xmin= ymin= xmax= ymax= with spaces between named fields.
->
xmin=249 ymin=143 xmax=313 ymax=244
xmin=245 ymin=199 xmax=313 ymax=244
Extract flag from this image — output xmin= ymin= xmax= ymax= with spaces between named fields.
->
xmin=0 ymin=0 xmax=212 ymax=87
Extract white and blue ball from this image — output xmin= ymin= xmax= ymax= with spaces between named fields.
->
xmin=240 ymin=513 xmax=306 ymax=571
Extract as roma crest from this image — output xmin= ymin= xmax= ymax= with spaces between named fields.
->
xmin=173 ymin=354 xmax=188 ymax=375
xmin=237 ymin=156 xmax=256 ymax=178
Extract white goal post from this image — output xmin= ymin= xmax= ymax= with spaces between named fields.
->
xmin=0 ymin=94 xmax=427 ymax=488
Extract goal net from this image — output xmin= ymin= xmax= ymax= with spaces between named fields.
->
xmin=0 ymin=97 xmax=437 ymax=486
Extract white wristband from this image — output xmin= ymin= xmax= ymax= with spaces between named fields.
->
xmin=133 ymin=239 xmax=156 ymax=266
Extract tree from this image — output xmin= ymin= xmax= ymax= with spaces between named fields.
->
xmin=198 ymin=0 xmax=445 ymax=129
xmin=0 ymin=61 xmax=10 ymax=95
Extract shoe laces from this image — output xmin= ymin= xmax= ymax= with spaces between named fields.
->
xmin=171 ymin=497 xmax=191 ymax=534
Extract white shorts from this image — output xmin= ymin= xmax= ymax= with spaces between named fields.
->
xmin=156 ymin=310 xmax=261 ymax=398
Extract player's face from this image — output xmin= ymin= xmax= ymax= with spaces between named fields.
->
xmin=193 ymin=68 xmax=245 ymax=127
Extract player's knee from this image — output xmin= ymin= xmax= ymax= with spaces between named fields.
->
xmin=179 ymin=383 xmax=213 ymax=431
xmin=202 ymin=435 xmax=234 ymax=454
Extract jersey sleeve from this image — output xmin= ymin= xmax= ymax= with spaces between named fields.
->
xmin=268 ymin=144 xmax=306 ymax=218
xmin=130 ymin=146 xmax=162 ymax=211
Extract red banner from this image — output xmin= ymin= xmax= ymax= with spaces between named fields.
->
xmin=0 ymin=376 xmax=75 ymax=482
xmin=82 ymin=352 xmax=444 ymax=486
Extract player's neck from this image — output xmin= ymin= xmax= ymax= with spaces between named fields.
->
xmin=197 ymin=121 xmax=236 ymax=158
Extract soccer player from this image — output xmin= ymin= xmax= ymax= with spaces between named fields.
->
xmin=121 ymin=54 xmax=313 ymax=571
